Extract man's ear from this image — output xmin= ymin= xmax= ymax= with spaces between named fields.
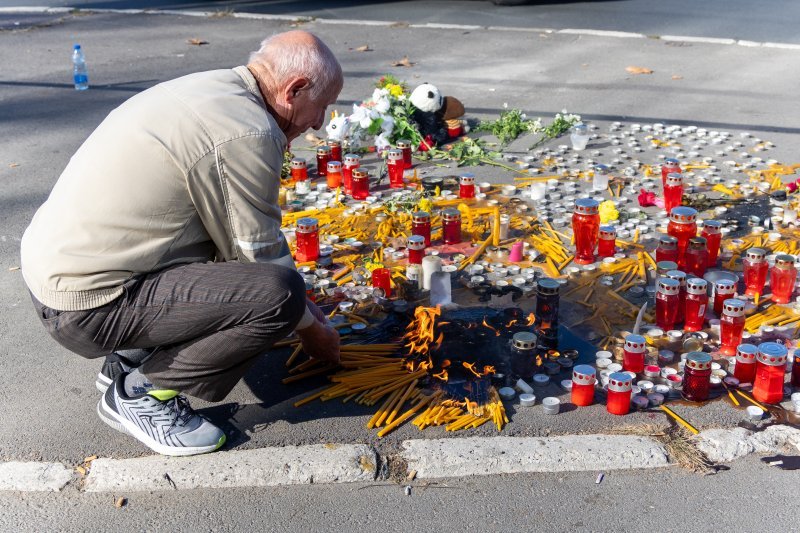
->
xmin=284 ymin=77 xmax=312 ymax=104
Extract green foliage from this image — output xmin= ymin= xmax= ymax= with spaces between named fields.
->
xmin=475 ymin=109 xmax=539 ymax=146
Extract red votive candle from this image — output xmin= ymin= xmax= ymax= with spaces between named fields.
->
xmin=316 ymin=146 xmax=331 ymax=177
xmin=459 ymin=173 xmax=476 ymax=199
xmin=753 ymin=342 xmax=788 ymax=404
xmin=733 ymin=343 xmax=758 ymax=384
xmin=442 ymin=208 xmax=462 ymax=245
xmin=351 ymin=168 xmax=370 ymax=200
xmin=667 ymin=206 xmax=697 ymax=270
xmin=743 ymin=247 xmax=768 ymax=297
xmin=572 ymin=198 xmax=600 ymax=265
xmin=719 ymin=298 xmax=746 ymax=356
xmin=685 ymin=237 xmax=709 ymax=278
xmin=665 ymin=270 xmax=687 ymax=325
xmin=407 ymin=235 xmax=426 ymax=265
xmin=295 ymin=217 xmax=320 ymax=262
xmin=713 ymin=279 xmax=736 ymax=316
xmin=598 ymin=225 xmax=616 ymax=257
xmin=661 ymin=157 xmax=681 ymax=189
xmin=656 ymin=234 xmax=679 ymax=264
xmin=663 ymin=173 xmax=684 ymax=215
xmin=396 ymin=138 xmax=413 ymax=169
xmin=342 ymin=153 xmax=360 ymax=195
xmin=326 ymin=139 xmax=342 ymax=163
xmin=606 ymin=372 xmax=632 ymax=415
xmin=571 ymin=365 xmax=596 ymax=407
xmin=290 ymin=158 xmax=308 ymax=182
xmin=371 ymin=267 xmax=392 ymax=297
xmin=387 ymin=148 xmax=405 ymax=188
xmin=683 ymin=352 xmax=712 ymax=402
xmin=326 ymin=160 xmax=343 ymax=189
xmin=656 ymin=277 xmax=681 ymax=331
xmin=412 ymin=211 xmax=432 ymax=247
xmin=623 ymin=334 xmax=647 ymax=374
xmin=770 ymin=254 xmax=797 ymax=304
xmin=701 ymin=220 xmax=722 ymax=268
xmin=684 ymin=278 xmax=708 ymax=332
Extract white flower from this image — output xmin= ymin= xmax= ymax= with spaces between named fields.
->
xmin=374 ymin=97 xmax=391 ymax=114
xmin=374 ymin=133 xmax=391 ymax=152
xmin=349 ymin=104 xmax=376 ymax=130
xmin=379 ymin=115 xmax=395 ymax=135
xmin=503 ymin=102 xmax=508 ymax=109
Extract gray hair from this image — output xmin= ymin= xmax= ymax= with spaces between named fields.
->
xmin=248 ymin=33 xmax=342 ymax=100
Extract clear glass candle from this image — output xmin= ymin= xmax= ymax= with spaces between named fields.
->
xmin=342 ymin=153 xmax=360 ymax=195
xmin=700 ymin=220 xmax=722 ymax=268
xmin=411 ymin=211 xmax=432 ymax=247
xmin=656 ymin=234 xmax=679 ymax=264
xmin=770 ymin=254 xmax=797 ymax=304
xmin=685 ymin=237 xmax=709 ymax=278
xmin=290 ymin=158 xmax=308 ymax=182
xmin=572 ymin=198 xmax=600 ymax=265
xmin=719 ymin=298 xmax=746 ymax=356
xmin=753 ymin=342 xmax=788 ymax=404
xmin=663 ymin=172 xmax=684 ymax=215
xmin=326 ymin=139 xmax=342 ymax=163
xmin=295 ymin=217 xmax=320 ymax=262
xmin=351 ymin=168 xmax=370 ymax=200
xmin=598 ymin=225 xmax=616 ymax=257
xmin=459 ymin=174 xmax=476 ymax=199
xmin=665 ymin=270 xmax=687 ymax=325
xmin=571 ymin=365 xmax=596 ymax=406
xmin=661 ymin=158 xmax=681 ymax=189
xmin=743 ymin=247 xmax=768 ymax=297
xmin=622 ymin=334 xmax=646 ymax=374
xmin=396 ymin=139 xmax=413 ymax=169
xmin=684 ymin=278 xmax=708 ymax=332
xmin=442 ymin=208 xmax=462 ymax=245
xmin=407 ymin=235 xmax=426 ymax=265
xmin=386 ymin=148 xmax=405 ymax=188
xmin=683 ymin=352 xmax=712 ymax=402
xmin=713 ymin=279 xmax=736 ymax=316
xmin=733 ymin=343 xmax=758 ymax=384
xmin=326 ymin=160 xmax=343 ymax=189
xmin=656 ymin=277 xmax=681 ymax=331
xmin=667 ymin=206 xmax=698 ymax=270
xmin=592 ymin=164 xmax=610 ymax=191
xmin=316 ymin=146 xmax=331 ymax=177
xmin=606 ymin=372 xmax=633 ymax=415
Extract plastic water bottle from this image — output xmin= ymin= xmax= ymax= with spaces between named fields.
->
xmin=72 ymin=44 xmax=89 ymax=90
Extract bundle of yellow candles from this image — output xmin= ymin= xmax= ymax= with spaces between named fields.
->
xmin=744 ymin=304 xmax=800 ymax=333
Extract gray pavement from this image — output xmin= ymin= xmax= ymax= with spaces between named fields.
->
xmin=2 ymin=9 xmax=800 ymax=467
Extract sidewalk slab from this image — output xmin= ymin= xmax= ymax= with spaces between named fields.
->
xmin=84 ymin=443 xmax=378 ymax=492
xmin=694 ymin=426 xmax=800 ymax=463
xmin=401 ymin=435 xmax=669 ymax=478
xmin=0 ymin=461 xmax=73 ymax=492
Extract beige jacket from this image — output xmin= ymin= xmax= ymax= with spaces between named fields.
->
xmin=21 ymin=66 xmax=313 ymax=328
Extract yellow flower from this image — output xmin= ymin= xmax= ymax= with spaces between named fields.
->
xmin=417 ymin=197 xmax=433 ymax=213
xmin=388 ymin=84 xmax=404 ymax=97
xmin=598 ymin=200 xmax=619 ymax=223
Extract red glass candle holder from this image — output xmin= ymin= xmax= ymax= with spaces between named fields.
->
xmin=396 ymin=139 xmax=413 ymax=169
xmin=733 ymin=343 xmax=758 ymax=384
xmin=623 ymin=334 xmax=647 ymax=374
xmin=387 ymin=148 xmax=405 ymax=188
xmin=701 ymin=220 xmax=722 ymax=268
xmin=685 ymin=237 xmax=709 ymax=278
xmin=667 ymin=206 xmax=697 ymax=270
xmin=295 ymin=217 xmax=320 ymax=262
xmin=719 ymin=298 xmax=746 ymax=356
xmin=326 ymin=139 xmax=342 ymax=163
xmin=351 ymin=168 xmax=370 ymax=200
xmin=606 ymin=372 xmax=633 ymax=415
xmin=571 ymin=365 xmax=596 ymax=407
xmin=412 ymin=211 xmax=432 ymax=247
xmin=791 ymin=350 xmax=800 ymax=388
xmin=371 ymin=267 xmax=392 ymax=298
xmin=665 ymin=270 xmax=687 ymax=325
xmin=598 ymin=225 xmax=616 ymax=257
xmin=343 ymin=153 xmax=360 ymax=195
xmin=290 ymin=158 xmax=308 ymax=182
xmin=661 ymin=158 xmax=681 ymax=189
xmin=770 ymin=254 xmax=797 ymax=304
xmin=442 ymin=208 xmax=462 ymax=245
xmin=683 ymin=351 xmax=712 ymax=402
xmin=656 ymin=235 xmax=679 ymax=264
xmin=316 ymin=146 xmax=331 ymax=177
xmin=684 ymin=278 xmax=708 ymax=332
xmin=753 ymin=342 xmax=788 ymax=404
xmin=572 ymin=198 xmax=600 ymax=265
xmin=663 ymin=173 xmax=684 ymax=215
xmin=459 ymin=174 xmax=476 ymax=199
xmin=326 ymin=160 xmax=343 ymax=189
xmin=743 ymin=247 xmax=768 ymax=297
xmin=713 ymin=279 xmax=736 ymax=316
xmin=656 ymin=277 xmax=681 ymax=331
xmin=407 ymin=235 xmax=426 ymax=265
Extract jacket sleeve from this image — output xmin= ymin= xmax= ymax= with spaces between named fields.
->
xmin=186 ymin=133 xmax=316 ymax=330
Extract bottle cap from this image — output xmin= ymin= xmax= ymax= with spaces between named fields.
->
xmin=412 ymin=211 xmax=430 ymax=223
xmin=386 ymin=148 xmax=403 ymax=161
xmin=537 ymin=277 xmax=560 ymax=296
xmin=326 ymin=160 xmax=342 ymax=172
xmin=442 ymin=208 xmax=461 ymax=221
xmin=599 ymin=225 xmax=616 ymax=239
xmin=722 ymin=298 xmax=746 ymax=316
xmin=688 ymin=237 xmax=707 ymax=249
xmin=686 ymin=351 xmax=712 ymax=371
xmin=624 ymin=334 xmax=646 ymax=353
xmin=686 ymin=278 xmax=708 ymax=295
xmin=73 ymin=44 xmax=81 ymax=50
xmin=714 ymin=278 xmax=736 ymax=291
xmin=343 ymin=153 xmax=361 ymax=165
xmin=669 ymin=206 xmax=698 ymax=224
xmin=774 ymin=254 xmax=795 ymax=268
xmin=459 ymin=174 xmax=475 ymax=185
xmin=663 ymin=157 xmax=680 ymax=168
xmin=574 ymin=198 xmax=599 ymax=215
xmin=512 ymin=331 xmax=537 ymax=350
xmin=316 ymin=145 xmax=332 ymax=155
xmin=658 ymin=234 xmax=678 ymax=247
xmin=351 ymin=168 xmax=369 ymax=179
xmin=297 ymin=217 xmax=318 ymax=232
xmin=665 ymin=173 xmax=683 ymax=187
xmin=396 ymin=139 xmax=412 ymax=149
xmin=326 ymin=139 xmax=341 ymax=148
xmin=407 ymin=235 xmax=426 ymax=250
xmin=657 ymin=277 xmax=680 ymax=295
xmin=703 ymin=220 xmax=722 ymax=233
xmin=608 ymin=372 xmax=633 ymax=392
xmin=572 ymin=365 xmax=596 ymax=385
xmin=736 ymin=343 xmax=758 ymax=364
xmin=745 ymin=247 xmax=767 ymax=261
xmin=757 ymin=342 xmax=788 ymax=366
xmin=665 ymin=270 xmax=686 ymax=283
xmin=290 ymin=157 xmax=307 ymax=169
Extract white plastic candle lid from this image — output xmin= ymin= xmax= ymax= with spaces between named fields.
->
xmin=519 ymin=394 xmax=536 ymax=407
xmin=498 ymin=387 xmax=516 ymax=400
xmin=746 ymin=406 xmax=764 ymax=420
xmin=607 ymin=363 xmax=623 ymax=373
xmin=533 ymin=374 xmax=550 ymax=386
xmin=596 ymin=358 xmax=613 ymax=369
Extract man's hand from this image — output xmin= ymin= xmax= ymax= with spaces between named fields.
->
xmin=306 ymin=298 xmax=328 ymax=324
xmin=297 ymin=319 xmax=340 ymax=364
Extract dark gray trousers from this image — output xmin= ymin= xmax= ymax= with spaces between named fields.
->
xmin=32 ymin=262 xmax=306 ymax=401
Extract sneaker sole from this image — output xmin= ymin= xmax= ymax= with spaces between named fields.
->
xmin=97 ymin=398 xmax=226 ymax=457
xmin=96 ymin=373 xmax=112 ymax=394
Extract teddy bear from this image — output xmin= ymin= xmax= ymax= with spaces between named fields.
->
xmin=409 ymin=83 xmax=466 ymax=150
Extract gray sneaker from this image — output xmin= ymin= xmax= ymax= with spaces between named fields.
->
xmin=97 ymin=372 xmax=226 ymax=457
xmin=96 ymin=349 xmax=155 ymax=393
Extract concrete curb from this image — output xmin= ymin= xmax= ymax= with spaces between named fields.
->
xmin=694 ymin=425 xmax=800 ymax=464
xmin=84 ymin=443 xmax=379 ymax=492
xmin=0 ymin=461 xmax=73 ymax=492
xmin=400 ymin=435 xmax=670 ymax=478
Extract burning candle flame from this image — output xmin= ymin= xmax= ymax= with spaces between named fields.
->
xmin=462 ymin=361 xmax=483 ymax=378
xmin=433 ymin=369 xmax=449 ymax=381
xmin=526 ymin=312 xmax=536 ymax=326
xmin=481 ymin=317 xmax=501 ymax=337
